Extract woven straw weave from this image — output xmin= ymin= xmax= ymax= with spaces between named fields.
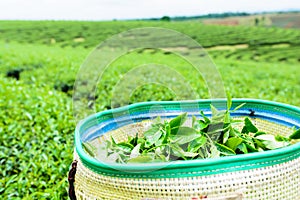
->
xmin=73 ymin=118 xmax=300 ymax=200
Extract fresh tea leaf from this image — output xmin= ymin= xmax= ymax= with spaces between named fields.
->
xmin=275 ymin=134 xmax=290 ymax=142
xmin=223 ymin=130 xmax=230 ymax=144
xmin=244 ymin=117 xmax=258 ymax=133
xmin=170 ymin=113 xmax=187 ymax=134
xmin=127 ymin=155 xmax=154 ymax=163
xmin=237 ymin=143 xmax=248 ymax=154
xmin=227 ymin=92 xmax=232 ymax=110
xmin=82 ymin=142 xmax=96 ymax=157
xmin=225 ymin=137 xmax=243 ymax=151
xmin=254 ymin=131 xmax=266 ymax=137
xmin=188 ymin=136 xmax=207 ymax=153
xmin=144 ymin=126 xmax=162 ymax=148
xmin=233 ymin=103 xmax=246 ymax=112
xmin=210 ymin=104 xmax=219 ymax=116
xmin=115 ymin=142 xmax=134 ymax=153
xmin=130 ymin=144 xmax=141 ymax=159
xmin=289 ymin=129 xmax=300 ymax=140
xmin=215 ymin=143 xmax=236 ymax=156
xmin=169 ymin=143 xmax=198 ymax=158
xmin=256 ymin=134 xmax=290 ymax=149
xmin=170 ymin=127 xmax=201 ymax=145
xmin=169 ymin=113 xmax=187 ymax=129
xmin=200 ymin=111 xmax=210 ymax=123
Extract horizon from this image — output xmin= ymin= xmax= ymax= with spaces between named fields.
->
xmin=0 ymin=10 xmax=299 ymax=22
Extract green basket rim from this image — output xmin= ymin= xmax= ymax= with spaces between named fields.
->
xmin=75 ymin=99 xmax=300 ymax=178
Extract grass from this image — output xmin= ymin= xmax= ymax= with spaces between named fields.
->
xmin=0 ymin=20 xmax=300 ymax=199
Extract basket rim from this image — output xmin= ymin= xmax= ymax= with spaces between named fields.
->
xmin=75 ymin=98 xmax=300 ymax=178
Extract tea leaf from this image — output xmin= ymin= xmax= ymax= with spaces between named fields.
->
xmin=188 ymin=136 xmax=207 ymax=153
xmin=244 ymin=117 xmax=258 ymax=133
xmin=169 ymin=113 xmax=187 ymax=130
xmin=144 ymin=126 xmax=162 ymax=147
xmin=127 ymin=155 xmax=154 ymax=163
xmin=233 ymin=103 xmax=246 ymax=112
xmin=256 ymin=134 xmax=290 ymax=149
xmin=226 ymin=137 xmax=243 ymax=151
xmin=237 ymin=143 xmax=248 ymax=154
xmin=130 ymin=144 xmax=141 ymax=159
xmin=227 ymin=92 xmax=232 ymax=110
xmin=289 ymin=129 xmax=300 ymax=140
xmin=215 ymin=143 xmax=236 ymax=156
xmin=170 ymin=127 xmax=201 ymax=145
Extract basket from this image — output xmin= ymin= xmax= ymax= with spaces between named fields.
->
xmin=70 ymin=99 xmax=300 ymax=200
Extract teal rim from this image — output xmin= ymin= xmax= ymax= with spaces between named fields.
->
xmin=75 ymin=99 xmax=300 ymax=178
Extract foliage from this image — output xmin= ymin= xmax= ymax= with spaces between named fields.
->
xmin=84 ymin=98 xmax=299 ymax=163
xmin=0 ymin=76 xmax=74 ymax=199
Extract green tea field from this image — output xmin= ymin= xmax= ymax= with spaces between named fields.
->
xmin=1 ymin=20 xmax=300 ymax=199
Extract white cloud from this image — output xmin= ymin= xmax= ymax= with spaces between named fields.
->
xmin=0 ymin=0 xmax=299 ymax=20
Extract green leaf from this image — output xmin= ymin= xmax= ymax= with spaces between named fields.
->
xmin=223 ymin=130 xmax=230 ymax=144
xmin=211 ymin=111 xmax=226 ymax=122
xmin=170 ymin=113 xmax=187 ymax=135
xmin=225 ymin=137 xmax=243 ymax=151
xmin=200 ymin=111 xmax=210 ymax=123
xmin=227 ymin=92 xmax=232 ymax=110
xmin=254 ymin=131 xmax=266 ymax=137
xmin=244 ymin=117 xmax=258 ymax=133
xmin=130 ymin=144 xmax=141 ymax=159
xmin=210 ymin=145 xmax=221 ymax=158
xmin=245 ymin=143 xmax=258 ymax=152
xmin=111 ymin=136 xmax=117 ymax=145
xmin=169 ymin=143 xmax=198 ymax=158
xmin=127 ymin=155 xmax=153 ymax=163
xmin=82 ymin=142 xmax=96 ymax=157
xmin=275 ymin=134 xmax=290 ymax=142
xmin=192 ymin=115 xmax=197 ymax=127
xmin=169 ymin=113 xmax=187 ymax=129
xmin=210 ymin=104 xmax=219 ymax=116
xmin=233 ymin=103 xmax=246 ymax=112
xmin=116 ymin=142 xmax=134 ymax=153
xmin=181 ymin=151 xmax=199 ymax=158
xmin=188 ymin=136 xmax=207 ymax=153
xmin=256 ymin=134 xmax=290 ymax=149
xmin=170 ymin=127 xmax=201 ymax=145
xmin=289 ymin=129 xmax=300 ymax=140
xmin=215 ymin=143 xmax=236 ymax=156
xmin=237 ymin=143 xmax=248 ymax=154
xmin=153 ymin=116 xmax=162 ymax=124
xmin=137 ymin=138 xmax=146 ymax=146
xmin=241 ymin=126 xmax=249 ymax=134
xmin=253 ymin=138 xmax=266 ymax=149
xmin=198 ymin=120 xmax=209 ymax=130
xmin=229 ymin=126 xmax=239 ymax=137
xmin=144 ymin=126 xmax=162 ymax=148
xmin=224 ymin=112 xmax=230 ymax=123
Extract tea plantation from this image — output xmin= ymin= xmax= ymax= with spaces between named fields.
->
xmin=0 ymin=20 xmax=300 ymax=199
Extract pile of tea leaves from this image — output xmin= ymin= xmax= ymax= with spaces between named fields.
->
xmin=83 ymin=98 xmax=300 ymax=163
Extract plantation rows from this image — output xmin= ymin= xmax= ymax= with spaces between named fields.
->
xmin=208 ymin=45 xmax=300 ymax=63
xmin=1 ymin=21 xmax=300 ymax=48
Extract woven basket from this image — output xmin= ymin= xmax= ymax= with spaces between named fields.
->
xmin=70 ymin=99 xmax=300 ymax=200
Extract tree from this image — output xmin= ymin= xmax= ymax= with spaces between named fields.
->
xmin=161 ymin=16 xmax=171 ymax=22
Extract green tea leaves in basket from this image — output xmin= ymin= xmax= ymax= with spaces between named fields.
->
xmin=82 ymin=97 xmax=299 ymax=163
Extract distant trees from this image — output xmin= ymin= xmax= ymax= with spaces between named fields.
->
xmin=160 ymin=16 xmax=171 ymax=21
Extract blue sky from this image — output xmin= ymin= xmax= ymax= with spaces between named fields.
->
xmin=0 ymin=0 xmax=299 ymax=20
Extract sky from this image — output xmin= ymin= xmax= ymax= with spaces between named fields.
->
xmin=0 ymin=0 xmax=299 ymax=20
